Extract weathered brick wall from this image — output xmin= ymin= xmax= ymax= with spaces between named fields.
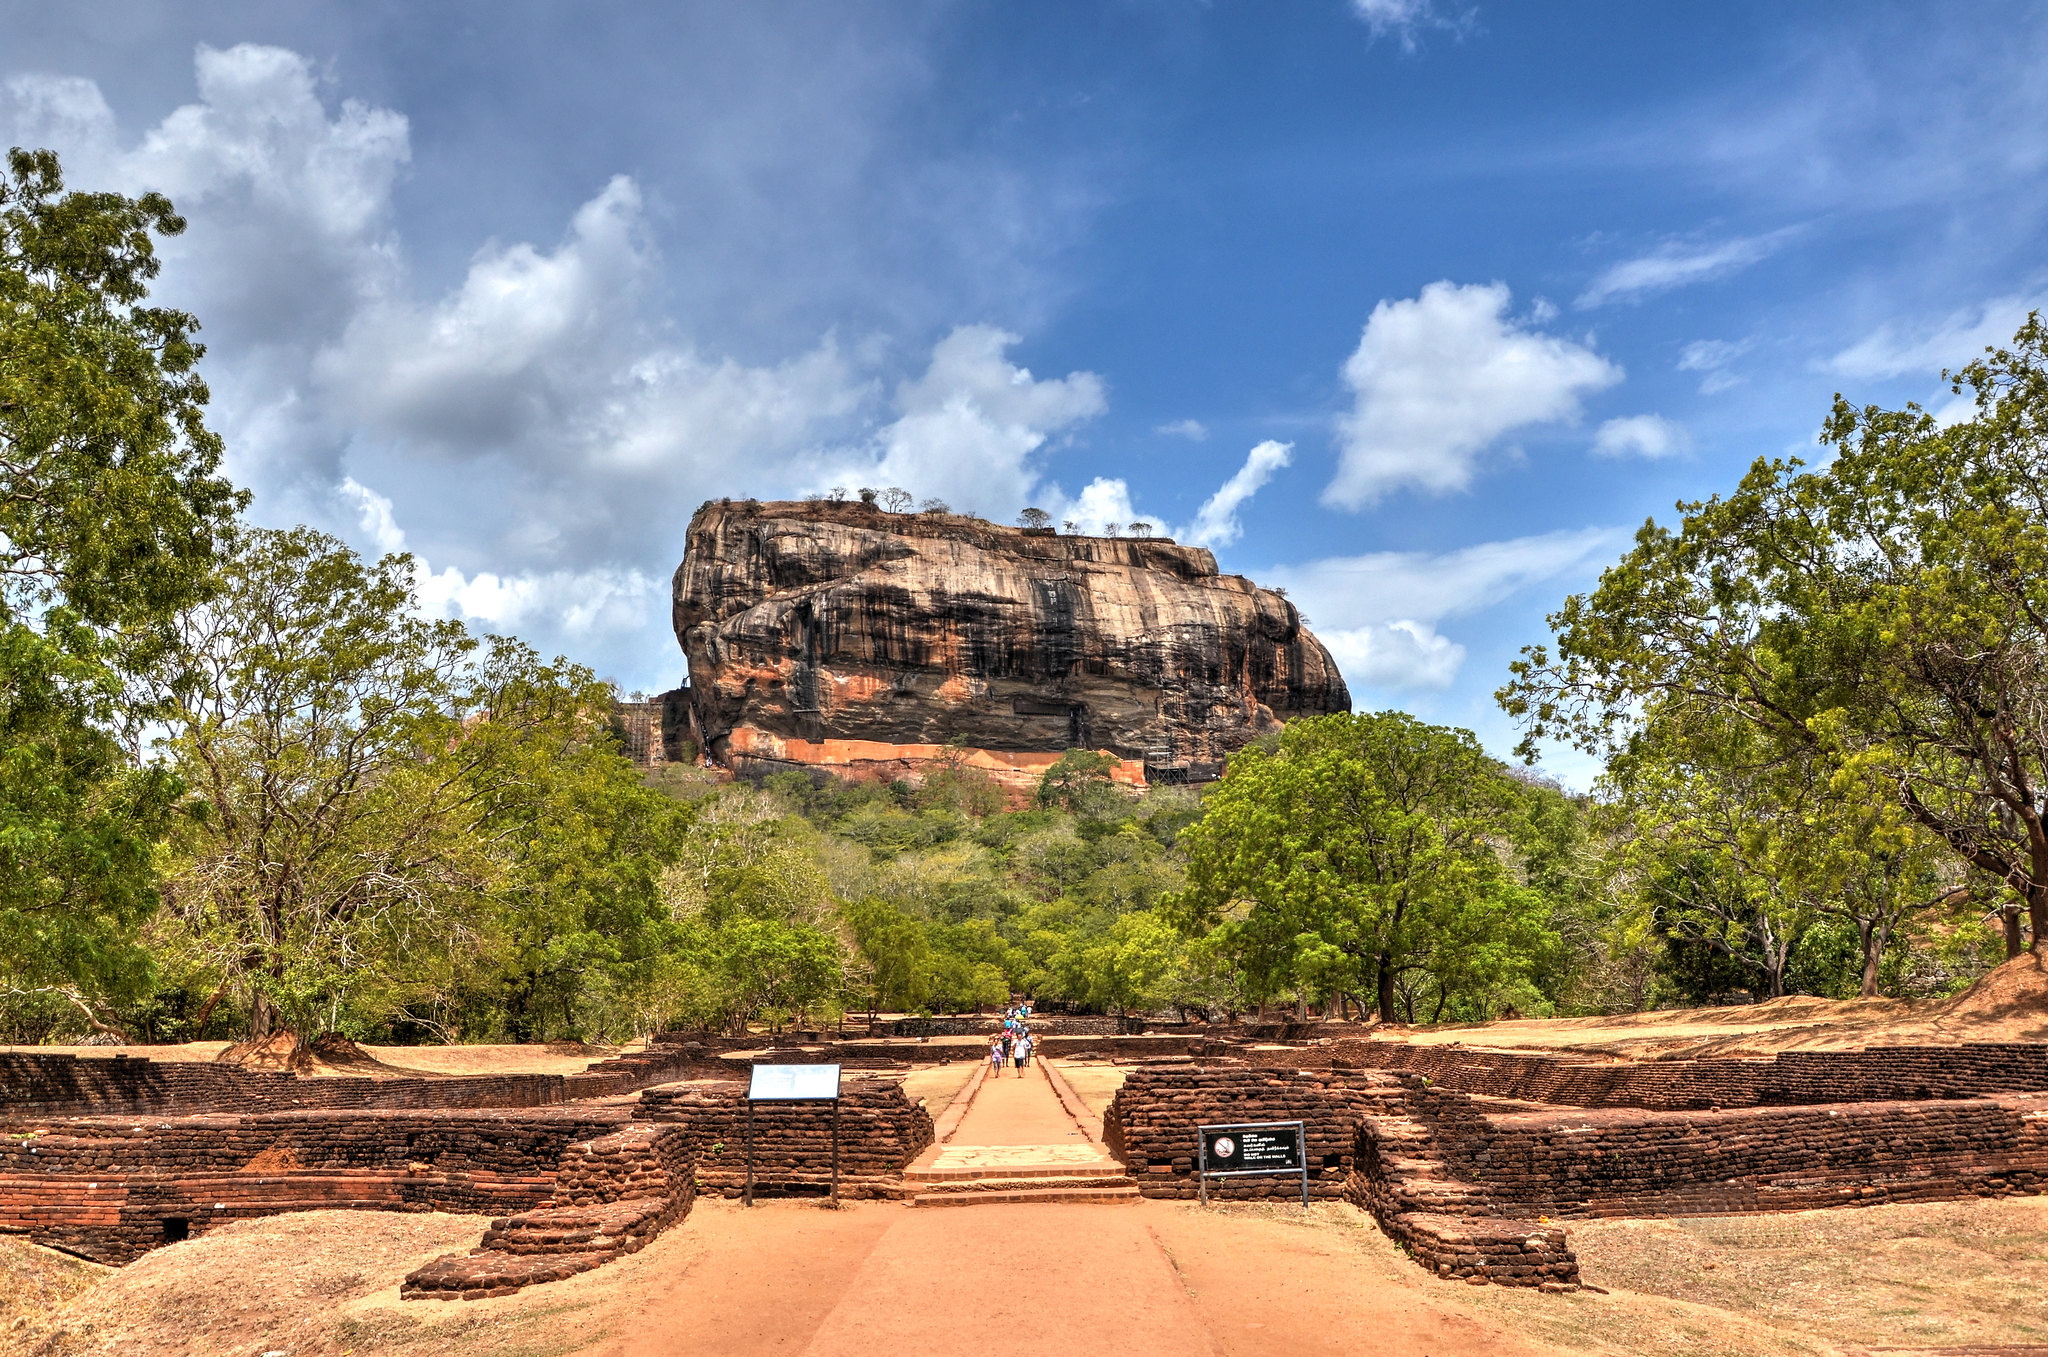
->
xmin=634 ymin=1078 xmax=933 ymax=1197
xmin=1102 ymin=1066 xmax=1580 ymax=1287
xmin=551 ymin=1123 xmax=694 ymax=1205
xmin=0 ymin=1043 xmax=727 ymax=1122
xmin=561 ymin=1046 xmax=710 ymax=1099
xmin=0 ymin=1052 xmax=568 ymax=1121
xmin=1245 ymin=1040 xmax=2048 ymax=1111
xmin=404 ymin=1122 xmax=698 ymax=1301
xmin=1430 ymin=1088 xmax=2048 ymax=1218
xmin=0 ymin=1106 xmax=628 ymax=1263
xmin=1101 ymin=1067 xmax=1404 ymax=1200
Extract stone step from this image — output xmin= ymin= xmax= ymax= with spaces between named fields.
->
xmin=915 ymin=1173 xmax=1135 ymax=1195
xmin=904 ymin=1161 xmax=1122 ymax=1183
xmin=910 ymin=1183 xmax=1142 ymax=1207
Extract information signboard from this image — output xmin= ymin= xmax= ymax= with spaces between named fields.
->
xmin=744 ymin=1064 xmax=844 ymax=1207
xmin=1196 ymin=1120 xmax=1309 ymax=1207
xmin=748 ymin=1063 xmax=842 ymax=1101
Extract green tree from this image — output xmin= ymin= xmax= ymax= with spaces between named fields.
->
xmin=0 ymin=149 xmax=243 ymax=1021
xmin=1502 ymin=315 xmax=2048 ymax=957
xmin=1037 ymin=748 xmax=1123 ymax=812
xmin=657 ymin=789 xmax=846 ymax=1031
xmin=1075 ymin=910 xmax=1184 ymax=1016
xmin=458 ymin=641 xmax=695 ymax=1042
xmin=158 ymin=528 xmax=487 ymax=1048
xmin=1168 ymin=712 xmax=1526 ymax=1023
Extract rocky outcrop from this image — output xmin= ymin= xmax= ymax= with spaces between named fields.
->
xmin=672 ymin=499 xmax=1349 ymax=784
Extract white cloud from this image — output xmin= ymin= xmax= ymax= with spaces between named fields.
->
xmin=338 ymin=477 xmax=662 ymax=641
xmin=1327 ymin=281 xmax=1622 ymax=508
xmin=1057 ymin=478 xmax=1144 ymax=536
xmin=1592 ymin=414 xmax=1689 ymax=460
xmin=1677 ymin=338 xmax=1752 ymax=394
xmin=1185 ymin=441 xmax=1292 ymax=547
xmin=1268 ymin=526 xmax=1625 ymax=691
xmin=814 ymin=325 xmax=1106 ymax=517
xmin=1349 ymin=0 xmax=1473 ymax=51
xmin=1322 ymin=621 xmax=1466 ymax=691
xmin=5 ymin=42 xmax=1117 ymax=691
xmin=1577 ymin=231 xmax=1794 ymax=308
xmin=1824 ymin=293 xmax=2045 ymax=379
xmin=1156 ymin=418 xmax=1208 ymax=441
xmin=338 ymin=478 xmax=407 ymax=555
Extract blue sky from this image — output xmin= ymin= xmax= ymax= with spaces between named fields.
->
xmin=7 ymin=2 xmax=2045 ymax=783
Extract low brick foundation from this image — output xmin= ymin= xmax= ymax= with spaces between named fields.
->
xmin=1250 ymin=1039 xmax=2048 ymax=1111
xmin=1102 ymin=1068 xmax=1396 ymax=1200
xmin=0 ymin=1106 xmax=628 ymax=1263
xmin=636 ymin=1078 xmax=933 ymax=1198
xmin=403 ymin=1123 xmax=695 ymax=1300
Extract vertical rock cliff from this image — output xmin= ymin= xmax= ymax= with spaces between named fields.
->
xmin=671 ymin=498 xmax=1349 ymax=787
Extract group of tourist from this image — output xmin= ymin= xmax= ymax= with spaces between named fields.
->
xmin=988 ymin=1007 xmax=1035 ymax=1077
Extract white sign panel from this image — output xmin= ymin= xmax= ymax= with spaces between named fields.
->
xmin=748 ymin=1063 xmax=842 ymax=1101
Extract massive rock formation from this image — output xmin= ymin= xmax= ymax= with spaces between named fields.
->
xmin=671 ymin=498 xmax=1350 ymax=788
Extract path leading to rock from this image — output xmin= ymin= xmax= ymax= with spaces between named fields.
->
xmin=574 ymin=1057 xmax=1566 ymax=1357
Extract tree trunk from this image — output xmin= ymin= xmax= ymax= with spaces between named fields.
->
xmin=1858 ymin=919 xmax=1883 ymax=999
xmin=2030 ymin=883 xmax=2047 ymax=956
xmin=1296 ymin=993 xmax=1308 ymax=1022
xmin=2005 ymin=904 xmax=2026 ymax=959
xmin=1375 ymin=952 xmax=1397 ymax=1023
xmin=190 ymin=978 xmax=232 ymax=1037
xmin=250 ymin=990 xmax=274 ymax=1040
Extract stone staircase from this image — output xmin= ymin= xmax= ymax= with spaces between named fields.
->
xmin=903 ymin=1143 xmax=1139 ymax=1207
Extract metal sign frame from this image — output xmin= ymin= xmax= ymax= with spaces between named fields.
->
xmin=1195 ymin=1119 xmax=1309 ymax=1207
xmin=744 ymin=1063 xmax=843 ymax=1208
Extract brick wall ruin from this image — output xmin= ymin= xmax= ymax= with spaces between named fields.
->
xmin=0 ymin=1107 xmax=629 ymax=1263
xmin=0 ymin=1042 xmax=723 ymax=1124
xmin=402 ymin=1122 xmax=697 ymax=1300
xmin=1103 ymin=1055 xmax=2048 ymax=1289
xmin=1252 ymin=1039 xmax=2048 ymax=1110
xmin=636 ymin=1078 xmax=933 ymax=1198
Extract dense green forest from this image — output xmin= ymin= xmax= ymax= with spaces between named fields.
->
xmin=0 ymin=148 xmax=2033 ymax=1050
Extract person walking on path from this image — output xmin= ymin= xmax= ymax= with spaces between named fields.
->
xmin=1014 ymin=1028 xmax=1032 ymax=1073
xmin=988 ymin=1034 xmax=1007 ymax=1078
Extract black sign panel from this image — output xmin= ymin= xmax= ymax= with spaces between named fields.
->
xmin=1202 ymin=1123 xmax=1303 ymax=1173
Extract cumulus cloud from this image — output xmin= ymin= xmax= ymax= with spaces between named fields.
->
xmin=1677 ymin=338 xmax=1752 ymax=394
xmin=1268 ymin=526 xmax=1624 ymax=691
xmin=1591 ymin=414 xmax=1689 ymax=460
xmin=338 ymin=478 xmax=662 ymax=641
xmin=1824 ymin=293 xmax=2045 ymax=379
xmin=1326 ymin=281 xmax=1622 ymax=508
xmin=1349 ymin=0 xmax=1474 ymax=51
xmin=1156 ymin=418 xmax=1208 ymax=441
xmin=840 ymin=326 xmax=1107 ymax=516
xmin=5 ymin=45 xmax=1128 ymax=687
xmin=1577 ymin=231 xmax=1794 ymax=309
xmin=1185 ymin=441 xmax=1292 ymax=547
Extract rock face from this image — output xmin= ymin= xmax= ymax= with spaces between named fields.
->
xmin=672 ymin=499 xmax=1350 ymax=786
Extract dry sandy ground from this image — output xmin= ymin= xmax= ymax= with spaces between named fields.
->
xmin=1050 ymin=1058 xmax=1127 ymax=1120
xmin=15 ymin=1195 xmax=2048 ymax=1356
xmin=1335 ymin=950 xmax=2048 ymax=1059
xmin=894 ymin=1061 xmax=978 ymax=1120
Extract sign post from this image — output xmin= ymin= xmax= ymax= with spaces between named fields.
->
xmin=1195 ymin=1120 xmax=1309 ymax=1208
xmin=745 ymin=1064 xmax=844 ymax=1207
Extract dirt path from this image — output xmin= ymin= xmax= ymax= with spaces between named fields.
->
xmin=575 ymin=1055 xmax=1563 ymax=1357
xmin=945 ymin=1055 xmax=1091 ymax=1146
